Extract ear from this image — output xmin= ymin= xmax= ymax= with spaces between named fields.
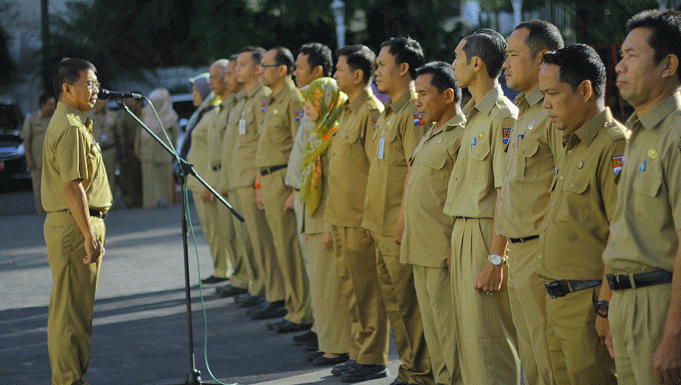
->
xmin=352 ymin=69 xmax=364 ymax=85
xmin=444 ymin=88 xmax=455 ymax=104
xmin=61 ymin=82 xmax=72 ymax=98
xmin=537 ymin=49 xmax=550 ymax=64
xmin=312 ymin=65 xmax=324 ymax=79
xmin=661 ymin=54 xmax=679 ymax=79
xmin=399 ymin=62 xmax=410 ymax=77
xmin=578 ymin=79 xmax=593 ymax=101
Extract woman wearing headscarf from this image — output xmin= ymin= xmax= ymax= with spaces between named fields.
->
xmin=299 ymin=77 xmax=353 ymax=366
xmin=136 ymin=88 xmax=179 ymax=208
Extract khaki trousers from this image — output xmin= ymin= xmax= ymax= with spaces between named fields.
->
xmin=260 ymin=169 xmax=312 ymax=324
xmin=413 ymin=265 xmax=461 ymax=385
xmin=235 ymin=186 xmax=284 ymax=302
xmin=374 ymin=233 xmax=433 ymax=384
xmin=507 ymin=239 xmax=554 ymax=385
xmin=610 ymin=283 xmax=671 ymax=385
xmin=546 ymin=286 xmax=615 ymax=385
xmin=333 ymin=226 xmax=388 ymax=365
xmin=450 ymin=218 xmax=520 ymax=385
xmin=192 ymin=191 xmax=229 ymax=279
xmin=31 ymin=168 xmax=45 ymax=214
xmin=45 ymin=211 xmax=105 ymax=385
xmin=308 ymin=233 xmax=351 ymax=353
xmin=294 ymin=191 xmax=316 ymax=333
xmin=141 ymin=161 xmax=173 ymax=209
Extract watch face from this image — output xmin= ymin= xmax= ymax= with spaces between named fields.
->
xmin=490 ymin=254 xmax=502 ymax=265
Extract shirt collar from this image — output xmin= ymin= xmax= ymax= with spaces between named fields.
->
xmin=465 ymin=84 xmax=503 ymax=118
xmin=628 ymin=91 xmax=681 ymax=131
xmin=345 ymin=87 xmax=372 ymax=114
xmin=568 ymin=107 xmax=612 ymax=147
xmin=56 ymin=101 xmax=87 ymax=122
xmin=384 ymin=89 xmax=415 ymax=115
xmin=245 ymin=82 xmax=265 ymax=99
xmin=517 ymin=86 xmax=544 ymax=107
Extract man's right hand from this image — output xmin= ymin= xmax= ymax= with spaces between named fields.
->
xmin=83 ymin=235 xmax=103 ymax=264
xmin=200 ymin=188 xmax=214 ymax=203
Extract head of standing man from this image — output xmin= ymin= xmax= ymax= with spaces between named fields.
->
xmin=40 ymin=94 xmax=57 ymax=119
xmin=414 ymin=61 xmax=461 ymax=129
xmin=210 ymin=59 xmax=231 ymax=100
xmin=225 ymin=54 xmax=244 ymax=95
xmin=375 ymin=37 xmax=425 ymax=101
xmin=452 ymin=28 xmax=507 ymax=101
xmin=294 ymin=42 xmax=333 ymax=88
xmin=54 ymin=58 xmax=99 ymax=114
xmin=334 ymin=44 xmax=377 ymax=101
xmin=261 ymin=47 xmax=296 ymax=94
xmin=236 ymin=46 xmax=267 ymax=91
xmin=503 ymin=20 xmax=564 ymax=95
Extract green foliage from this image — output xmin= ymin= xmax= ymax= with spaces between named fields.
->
xmin=0 ymin=0 xmax=18 ymax=86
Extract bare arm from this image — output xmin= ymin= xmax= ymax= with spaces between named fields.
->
xmin=63 ymin=179 xmax=103 ymax=264
xmin=596 ymin=265 xmax=614 ymax=358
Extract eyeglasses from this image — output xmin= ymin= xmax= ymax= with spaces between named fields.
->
xmin=260 ymin=64 xmax=280 ymax=68
xmin=72 ymin=81 xmax=100 ymax=91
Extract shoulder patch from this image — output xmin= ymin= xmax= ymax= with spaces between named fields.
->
xmin=612 ymin=155 xmax=623 ymax=176
xmin=295 ymin=110 xmax=304 ymax=122
xmin=413 ymin=112 xmax=424 ymax=126
xmin=503 ymin=127 xmax=512 ymax=144
xmin=373 ymin=118 xmax=379 ymax=131
xmin=261 ymin=103 xmax=268 ymax=113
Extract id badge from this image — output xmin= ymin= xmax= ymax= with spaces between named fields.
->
xmin=239 ymin=119 xmax=246 ymax=135
xmin=378 ymin=138 xmax=385 ymax=159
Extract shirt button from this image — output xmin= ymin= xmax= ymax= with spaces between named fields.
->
xmin=568 ymin=150 xmax=573 ymax=155
xmin=559 ymin=176 xmax=564 ymax=180
xmin=538 ymin=255 xmax=543 ymax=260
xmin=578 ymin=161 xmax=584 ymax=169
xmin=571 ymin=183 xmax=575 ymax=188
xmin=445 ymin=202 xmax=450 ymax=206
xmin=551 ymin=202 xmax=555 ymax=207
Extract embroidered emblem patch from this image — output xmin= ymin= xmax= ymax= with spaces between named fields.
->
xmin=295 ymin=110 xmax=304 ymax=122
xmin=413 ymin=113 xmax=424 ymax=126
xmin=612 ymin=155 xmax=623 ymax=176
xmin=503 ymin=128 xmax=511 ymax=144
xmin=261 ymin=103 xmax=268 ymax=113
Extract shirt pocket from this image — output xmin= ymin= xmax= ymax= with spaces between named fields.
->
xmin=562 ymin=174 xmax=590 ymax=223
xmin=515 ymin=138 xmax=540 ymax=180
xmin=468 ymin=134 xmax=491 ymax=184
xmin=341 ymin=124 xmax=361 ymax=144
xmin=383 ymin=124 xmax=404 ymax=166
xmin=421 ymin=148 xmax=448 ymax=192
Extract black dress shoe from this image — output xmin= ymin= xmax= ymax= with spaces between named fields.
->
xmin=235 ymin=294 xmax=265 ymax=308
xmin=292 ymin=330 xmax=317 ymax=346
xmin=246 ymin=300 xmax=269 ymax=316
xmin=306 ymin=350 xmax=324 ymax=362
xmin=266 ymin=319 xmax=288 ymax=330
xmin=303 ymin=337 xmax=319 ymax=351
xmin=202 ymin=275 xmax=229 ymax=284
xmin=274 ymin=321 xmax=312 ymax=333
xmin=313 ymin=353 xmax=349 ymax=366
xmin=250 ymin=300 xmax=286 ymax=320
xmin=331 ymin=359 xmax=356 ymax=376
xmin=341 ymin=364 xmax=389 ymax=383
xmin=217 ymin=284 xmax=248 ymax=298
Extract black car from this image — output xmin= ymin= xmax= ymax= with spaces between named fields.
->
xmin=0 ymin=100 xmax=28 ymax=185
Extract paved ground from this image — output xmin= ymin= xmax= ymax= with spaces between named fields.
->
xmin=0 ymin=193 xmax=401 ymax=385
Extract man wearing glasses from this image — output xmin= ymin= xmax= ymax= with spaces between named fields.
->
xmin=41 ymin=57 xmax=112 ymax=384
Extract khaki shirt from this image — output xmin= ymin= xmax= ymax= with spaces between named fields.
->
xmin=285 ymin=115 xmax=314 ymax=190
xmin=443 ymin=85 xmax=518 ymax=218
xmin=362 ymin=90 xmax=427 ymax=235
xmin=219 ymin=89 xmax=246 ymax=191
xmin=603 ymin=92 xmax=681 ymax=274
xmin=41 ymin=102 xmax=112 ymax=212
xmin=325 ymin=88 xmax=383 ymax=228
xmin=205 ymin=95 xmax=235 ymax=186
xmin=20 ymin=109 xmax=52 ymax=169
xmin=230 ymin=83 xmax=271 ymax=188
xmin=116 ymin=109 xmax=141 ymax=152
xmin=187 ymin=108 xmax=217 ymax=192
xmin=497 ymin=87 xmax=562 ymax=238
xmin=255 ymin=79 xmax=304 ymax=168
xmin=538 ymin=108 xmax=626 ymax=281
xmin=401 ymin=113 xmax=466 ymax=267
xmin=87 ymin=107 xmax=118 ymax=153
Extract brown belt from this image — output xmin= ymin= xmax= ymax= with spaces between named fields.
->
xmin=260 ymin=164 xmax=287 ymax=176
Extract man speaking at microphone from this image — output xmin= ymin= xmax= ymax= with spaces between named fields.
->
xmin=42 ymin=57 xmax=112 ymax=385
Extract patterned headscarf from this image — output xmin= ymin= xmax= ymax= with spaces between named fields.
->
xmin=299 ymin=77 xmax=347 ymax=214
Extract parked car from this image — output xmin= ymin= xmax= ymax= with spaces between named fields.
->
xmin=0 ymin=100 xmax=28 ymax=184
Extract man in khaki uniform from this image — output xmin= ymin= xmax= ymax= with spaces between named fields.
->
xmin=401 ymin=62 xmax=465 ymax=385
xmin=21 ymin=93 xmax=56 ymax=214
xmin=218 ymin=55 xmax=265 ymax=300
xmin=116 ymin=96 xmax=144 ymax=208
xmin=446 ymin=29 xmax=520 ymax=384
xmin=283 ymin=42 xmax=333 ymax=342
xmin=325 ymin=44 xmax=390 ymax=381
xmin=538 ymin=45 xmax=624 ymax=385
xmin=42 ymin=58 xmax=112 ymax=385
xmin=254 ymin=46 xmax=313 ymax=331
xmin=362 ymin=37 xmax=432 ymax=385
xmin=497 ymin=20 xmax=563 ymax=385
xmin=603 ymin=9 xmax=681 ymax=384
xmin=198 ymin=59 xmax=232 ymax=284
xmin=233 ymin=46 xmax=286 ymax=320
xmin=88 ymin=98 xmax=119 ymax=200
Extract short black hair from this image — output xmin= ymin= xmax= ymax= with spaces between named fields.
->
xmin=271 ymin=46 xmax=295 ymax=75
xmin=299 ymin=43 xmax=333 ymax=77
xmin=380 ymin=37 xmax=425 ymax=80
xmin=229 ymin=53 xmax=239 ymax=62
xmin=39 ymin=93 xmax=55 ymax=106
xmin=239 ymin=46 xmax=267 ymax=65
xmin=514 ymin=20 xmax=564 ymax=59
xmin=415 ymin=61 xmax=461 ymax=103
xmin=543 ymin=44 xmax=606 ymax=99
xmin=627 ymin=8 xmax=681 ymax=78
xmin=461 ymin=29 xmax=507 ymax=79
xmin=335 ymin=44 xmax=377 ymax=85
xmin=53 ymin=58 xmax=96 ymax=98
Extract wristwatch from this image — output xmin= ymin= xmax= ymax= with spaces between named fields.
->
xmin=595 ymin=300 xmax=609 ymax=318
xmin=488 ymin=254 xmax=506 ymax=266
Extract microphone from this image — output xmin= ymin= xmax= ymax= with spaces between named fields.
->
xmin=98 ymin=89 xmax=143 ymax=100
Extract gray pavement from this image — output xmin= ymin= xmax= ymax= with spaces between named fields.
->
xmin=0 ymin=197 xmax=400 ymax=385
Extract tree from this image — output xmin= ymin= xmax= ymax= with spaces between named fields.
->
xmin=0 ymin=0 xmax=18 ymax=86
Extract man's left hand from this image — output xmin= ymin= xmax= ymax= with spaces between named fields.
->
xmin=654 ymin=332 xmax=681 ymax=384
xmin=474 ymin=263 xmax=503 ymax=294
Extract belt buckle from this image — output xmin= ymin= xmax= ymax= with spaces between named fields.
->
xmin=544 ymin=282 xmax=562 ymax=299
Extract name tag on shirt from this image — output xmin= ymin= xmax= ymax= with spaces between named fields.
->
xmin=378 ymin=138 xmax=385 ymax=159
xmin=239 ymin=119 xmax=247 ymax=135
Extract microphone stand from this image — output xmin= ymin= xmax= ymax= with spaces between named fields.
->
xmin=118 ymin=100 xmax=244 ymax=385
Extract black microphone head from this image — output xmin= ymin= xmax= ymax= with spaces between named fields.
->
xmin=98 ymin=89 xmax=112 ymax=100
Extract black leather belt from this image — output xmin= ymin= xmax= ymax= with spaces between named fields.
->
xmin=212 ymin=164 xmax=221 ymax=171
xmin=607 ymin=270 xmax=672 ymax=291
xmin=260 ymin=164 xmax=287 ymax=176
xmin=509 ymin=235 xmax=539 ymax=243
xmin=89 ymin=208 xmax=107 ymax=219
xmin=544 ymin=279 xmax=601 ymax=298
xmin=455 ymin=216 xmax=474 ymax=220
